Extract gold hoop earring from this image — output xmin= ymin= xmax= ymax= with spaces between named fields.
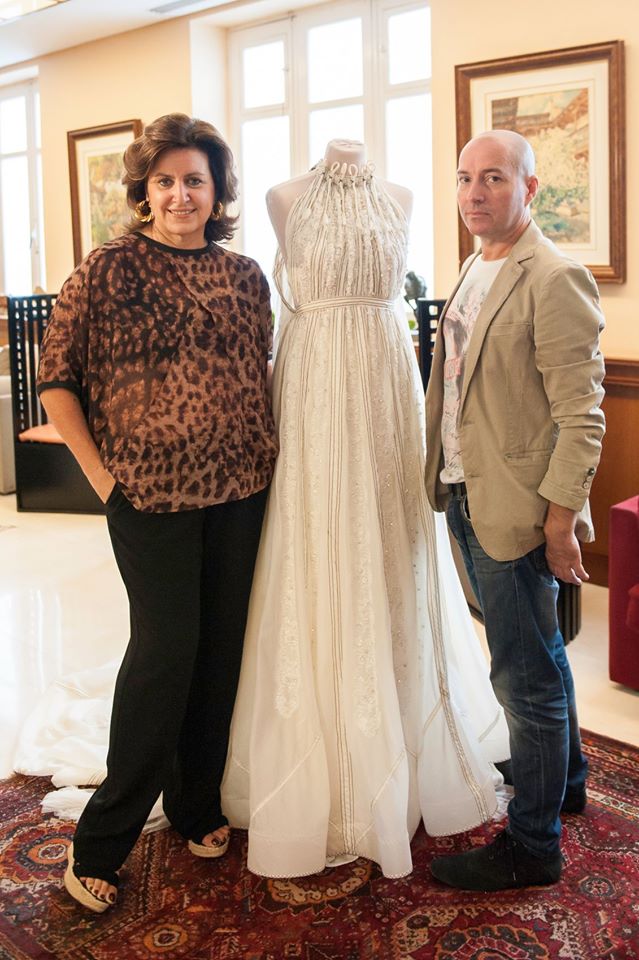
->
xmin=210 ymin=200 xmax=224 ymax=222
xmin=134 ymin=198 xmax=154 ymax=223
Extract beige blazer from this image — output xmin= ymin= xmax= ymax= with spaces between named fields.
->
xmin=425 ymin=220 xmax=606 ymax=562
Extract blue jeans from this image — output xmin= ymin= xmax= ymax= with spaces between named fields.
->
xmin=447 ymin=490 xmax=588 ymax=858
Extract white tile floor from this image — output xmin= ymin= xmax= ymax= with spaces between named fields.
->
xmin=1 ymin=492 xmax=637 ymax=782
xmin=0 ymin=494 xmax=128 ymax=779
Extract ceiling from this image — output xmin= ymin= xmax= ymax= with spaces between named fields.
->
xmin=0 ymin=0 xmax=294 ymax=72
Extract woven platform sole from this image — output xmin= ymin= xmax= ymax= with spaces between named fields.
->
xmin=63 ymin=844 xmax=115 ymax=913
xmin=188 ymin=834 xmax=230 ymax=859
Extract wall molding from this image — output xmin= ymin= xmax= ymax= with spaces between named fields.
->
xmin=604 ymin=358 xmax=639 ymax=397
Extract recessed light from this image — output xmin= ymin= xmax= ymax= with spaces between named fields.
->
xmin=150 ymin=0 xmax=229 ymax=14
xmin=0 ymin=0 xmax=68 ymax=24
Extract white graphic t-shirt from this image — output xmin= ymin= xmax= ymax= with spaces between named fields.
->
xmin=440 ymin=255 xmax=506 ymax=484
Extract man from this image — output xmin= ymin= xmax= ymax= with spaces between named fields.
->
xmin=425 ymin=130 xmax=605 ymax=891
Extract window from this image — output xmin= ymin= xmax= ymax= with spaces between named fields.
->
xmin=229 ymin=20 xmax=292 ymax=284
xmin=229 ymin=0 xmax=432 ymax=295
xmin=0 ymin=79 xmax=45 ymax=295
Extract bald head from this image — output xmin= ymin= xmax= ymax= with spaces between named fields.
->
xmin=460 ymin=130 xmax=536 ymax=179
xmin=456 ymin=129 xmax=539 ymax=257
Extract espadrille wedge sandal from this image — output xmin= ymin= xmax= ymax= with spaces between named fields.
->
xmin=64 ymin=844 xmax=119 ymax=913
xmin=188 ymin=827 xmax=230 ymax=859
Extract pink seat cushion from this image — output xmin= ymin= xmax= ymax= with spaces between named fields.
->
xmin=18 ymin=423 xmax=65 ymax=444
xmin=609 ymin=495 xmax=639 ymax=690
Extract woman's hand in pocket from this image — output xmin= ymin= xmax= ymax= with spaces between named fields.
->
xmin=88 ymin=466 xmax=117 ymax=504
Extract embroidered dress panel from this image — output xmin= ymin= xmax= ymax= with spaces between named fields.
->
xmin=222 ymin=160 xmax=509 ymax=879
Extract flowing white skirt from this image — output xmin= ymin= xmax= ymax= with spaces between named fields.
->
xmin=221 ymin=301 xmax=509 ymax=878
xmin=13 ymin=660 xmax=168 ymax=831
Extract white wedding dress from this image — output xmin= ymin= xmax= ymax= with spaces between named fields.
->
xmin=221 ymin=160 xmax=509 ymax=879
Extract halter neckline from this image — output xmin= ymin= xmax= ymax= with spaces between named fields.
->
xmin=315 ymin=158 xmax=375 ymax=183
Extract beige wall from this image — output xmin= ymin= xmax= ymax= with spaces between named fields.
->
xmin=431 ymin=0 xmax=638 ymax=359
xmin=39 ymin=20 xmax=194 ymax=290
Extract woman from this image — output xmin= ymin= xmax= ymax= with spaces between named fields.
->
xmin=37 ymin=113 xmax=277 ymax=911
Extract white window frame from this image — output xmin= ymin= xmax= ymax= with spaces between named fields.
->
xmin=0 ymin=78 xmax=45 ymax=294
xmin=229 ymin=17 xmax=293 ymax=238
xmin=291 ymin=0 xmax=369 ymax=171
xmin=375 ymin=0 xmax=432 ymax=149
xmin=228 ymin=0 xmax=432 ymax=263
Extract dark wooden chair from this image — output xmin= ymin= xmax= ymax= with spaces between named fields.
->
xmin=8 ymin=294 xmax=103 ymax=513
xmin=416 ymin=298 xmax=446 ymax=387
xmin=415 ymin=297 xmax=581 ymax=642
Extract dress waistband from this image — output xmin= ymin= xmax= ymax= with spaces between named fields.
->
xmin=294 ymin=296 xmax=395 ymax=315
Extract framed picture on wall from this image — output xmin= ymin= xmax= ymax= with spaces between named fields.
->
xmin=67 ymin=119 xmax=143 ymax=265
xmin=455 ymin=40 xmax=625 ymax=283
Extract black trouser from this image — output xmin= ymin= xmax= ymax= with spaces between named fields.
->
xmin=72 ymin=484 xmax=267 ymax=878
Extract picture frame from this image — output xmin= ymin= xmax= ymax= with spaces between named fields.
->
xmin=67 ymin=119 xmax=143 ymax=265
xmin=455 ymin=41 xmax=625 ymax=283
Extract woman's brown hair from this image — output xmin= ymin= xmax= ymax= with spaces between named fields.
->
xmin=123 ymin=113 xmax=238 ymax=243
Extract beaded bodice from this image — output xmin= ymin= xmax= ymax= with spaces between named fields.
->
xmin=274 ymin=160 xmax=409 ymax=311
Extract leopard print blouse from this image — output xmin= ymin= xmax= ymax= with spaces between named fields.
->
xmin=37 ymin=232 xmax=278 ymax=512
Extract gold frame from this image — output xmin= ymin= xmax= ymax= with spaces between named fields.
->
xmin=67 ymin=119 xmax=143 ymax=265
xmin=455 ymin=41 xmax=625 ymax=283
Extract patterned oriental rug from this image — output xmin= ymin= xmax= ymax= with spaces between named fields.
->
xmin=0 ymin=730 xmax=637 ymax=960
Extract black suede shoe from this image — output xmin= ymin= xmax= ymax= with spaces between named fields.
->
xmin=430 ymin=829 xmax=562 ymax=891
xmin=561 ymin=787 xmax=587 ymax=814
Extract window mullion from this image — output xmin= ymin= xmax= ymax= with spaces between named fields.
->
xmin=0 ymin=166 xmax=4 ymax=292
xmin=25 ymin=83 xmax=41 ymax=289
xmin=0 ymin=88 xmax=5 ymax=291
xmin=228 ymin=30 xmax=244 ymax=252
xmin=364 ymin=0 xmax=382 ymax=170
xmin=283 ymin=16 xmax=296 ymax=176
xmin=307 ymin=94 xmax=364 ymax=112
xmin=381 ymin=77 xmax=430 ymax=100
xmin=0 ymin=77 xmax=43 ymax=294
xmin=290 ymin=14 xmax=308 ymax=174
xmin=239 ymin=103 xmax=289 ymax=122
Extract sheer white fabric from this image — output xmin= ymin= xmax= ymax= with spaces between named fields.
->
xmin=221 ymin=160 xmax=509 ymax=879
xmin=13 ymin=661 xmax=168 ymax=832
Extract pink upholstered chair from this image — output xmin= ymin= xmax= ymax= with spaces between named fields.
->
xmin=608 ymin=495 xmax=639 ymax=690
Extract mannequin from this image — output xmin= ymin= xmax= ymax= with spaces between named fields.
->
xmin=222 ymin=134 xmax=509 ymax=880
xmin=266 ymin=139 xmax=413 ymax=255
